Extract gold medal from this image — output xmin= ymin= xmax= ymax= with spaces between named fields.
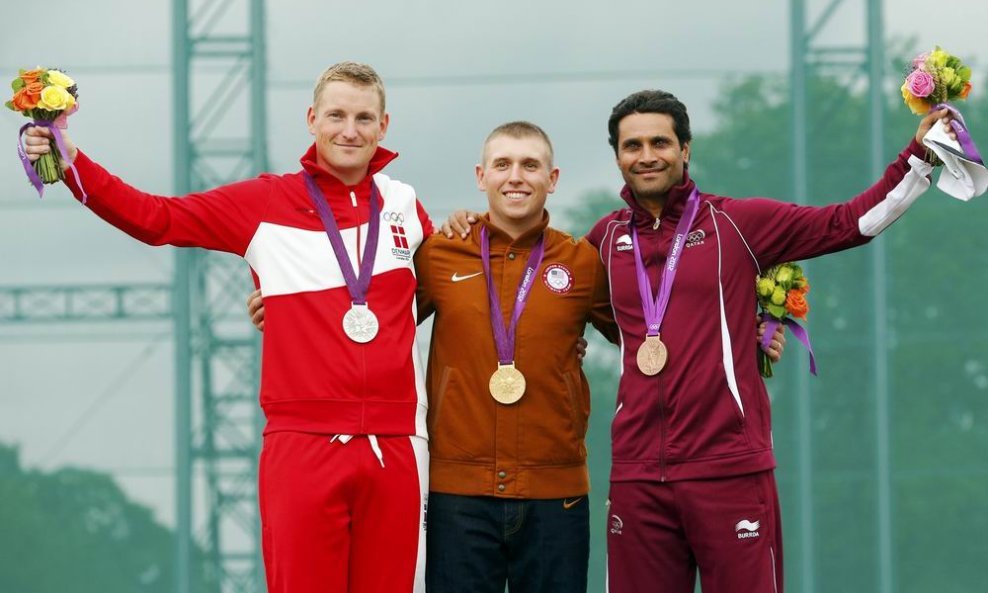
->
xmin=489 ymin=363 xmax=526 ymax=404
xmin=636 ymin=335 xmax=668 ymax=376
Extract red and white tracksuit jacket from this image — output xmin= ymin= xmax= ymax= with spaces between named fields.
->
xmin=65 ymin=144 xmax=433 ymax=438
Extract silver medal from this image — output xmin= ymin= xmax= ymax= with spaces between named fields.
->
xmin=342 ymin=303 xmax=379 ymax=343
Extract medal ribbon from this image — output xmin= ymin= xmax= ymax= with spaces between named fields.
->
xmin=481 ymin=226 xmax=546 ymax=364
xmin=303 ymin=173 xmax=381 ymax=305
xmin=17 ymin=120 xmax=88 ymax=203
xmin=760 ymin=314 xmax=818 ymax=375
xmin=630 ymin=187 xmax=701 ymax=337
xmin=932 ymin=103 xmax=984 ymax=165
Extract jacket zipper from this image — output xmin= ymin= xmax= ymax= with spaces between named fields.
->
xmin=645 ymin=214 xmax=667 ymax=481
xmin=656 ymin=217 xmax=667 ymax=481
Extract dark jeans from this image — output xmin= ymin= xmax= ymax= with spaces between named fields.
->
xmin=426 ymin=492 xmax=590 ymax=593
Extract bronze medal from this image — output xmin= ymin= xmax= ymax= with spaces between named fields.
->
xmin=489 ymin=363 xmax=526 ymax=404
xmin=636 ymin=335 xmax=668 ymax=376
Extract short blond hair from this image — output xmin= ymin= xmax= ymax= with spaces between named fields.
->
xmin=482 ymin=121 xmax=555 ymax=167
xmin=312 ymin=61 xmax=386 ymax=112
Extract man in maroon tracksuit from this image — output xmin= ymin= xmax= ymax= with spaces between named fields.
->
xmin=586 ymin=90 xmax=950 ymax=593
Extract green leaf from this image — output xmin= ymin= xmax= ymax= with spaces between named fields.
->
xmin=767 ymin=303 xmax=787 ymax=319
xmin=11 ymin=77 xmax=24 ymax=92
xmin=4 ymin=100 xmax=16 ymax=111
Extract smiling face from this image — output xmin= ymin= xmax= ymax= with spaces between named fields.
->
xmin=615 ymin=112 xmax=690 ymax=209
xmin=306 ymin=80 xmax=389 ymax=185
xmin=476 ymin=133 xmax=559 ymax=238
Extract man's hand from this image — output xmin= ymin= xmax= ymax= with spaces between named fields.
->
xmin=440 ymin=210 xmax=482 ymax=239
xmin=22 ymin=125 xmax=78 ymax=169
xmin=916 ymin=108 xmax=957 ymax=145
xmin=757 ymin=317 xmax=786 ymax=363
xmin=247 ymin=289 xmax=265 ymax=332
xmin=576 ymin=337 xmax=588 ymax=363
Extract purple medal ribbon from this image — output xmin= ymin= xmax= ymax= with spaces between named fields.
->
xmin=760 ymin=315 xmax=817 ymax=375
xmin=630 ymin=187 xmax=701 ymax=337
xmin=17 ymin=120 xmax=88 ymax=203
xmin=932 ymin=103 xmax=984 ymax=165
xmin=302 ymin=173 xmax=380 ymax=305
xmin=481 ymin=226 xmax=545 ymax=364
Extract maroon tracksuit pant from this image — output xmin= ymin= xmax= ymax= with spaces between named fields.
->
xmin=607 ymin=470 xmax=783 ymax=593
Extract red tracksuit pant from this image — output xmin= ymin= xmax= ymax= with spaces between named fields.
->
xmin=607 ymin=470 xmax=783 ymax=593
xmin=259 ymin=432 xmax=428 ymax=593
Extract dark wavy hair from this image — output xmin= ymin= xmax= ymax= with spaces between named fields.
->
xmin=607 ymin=90 xmax=692 ymax=154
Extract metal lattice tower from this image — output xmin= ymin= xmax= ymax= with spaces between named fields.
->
xmin=173 ymin=1 xmax=268 ymax=592
xmin=791 ymin=0 xmax=887 ymax=592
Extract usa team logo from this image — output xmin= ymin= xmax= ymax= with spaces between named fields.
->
xmin=383 ymin=211 xmax=411 ymax=261
xmin=542 ymin=263 xmax=573 ymax=294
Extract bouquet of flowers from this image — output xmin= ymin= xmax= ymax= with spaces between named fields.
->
xmin=901 ymin=47 xmax=986 ymax=201
xmin=6 ymin=67 xmax=83 ymax=198
xmin=901 ymin=47 xmax=972 ymax=115
xmin=756 ymin=262 xmax=816 ymax=378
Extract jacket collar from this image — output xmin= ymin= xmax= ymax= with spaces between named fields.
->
xmin=475 ymin=211 xmax=550 ymax=251
xmin=299 ymin=143 xmax=398 ymax=194
xmin=620 ymin=170 xmax=697 ymax=229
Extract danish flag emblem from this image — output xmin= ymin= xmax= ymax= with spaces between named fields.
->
xmin=391 ymin=225 xmax=408 ymax=249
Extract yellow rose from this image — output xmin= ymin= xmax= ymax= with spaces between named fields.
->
xmin=775 ymin=266 xmax=793 ymax=284
xmin=901 ymin=82 xmax=928 ymax=115
xmin=46 ymin=70 xmax=75 ymax=89
xmin=38 ymin=85 xmax=75 ymax=111
xmin=771 ymin=286 xmax=787 ymax=306
xmin=757 ymin=278 xmax=776 ymax=298
xmin=940 ymin=67 xmax=957 ymax=88
xmin=928 ymin=49 xmax=949 ymax=69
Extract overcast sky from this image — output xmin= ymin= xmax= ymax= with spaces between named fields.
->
xmin=1 ymin=0 xmax=985 ymax=526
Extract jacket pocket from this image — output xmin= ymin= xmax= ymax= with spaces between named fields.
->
xmin=563 ymin=370 xmax=590 ymax=440
xmin=428 ymin=366 xmax=493 ymax=462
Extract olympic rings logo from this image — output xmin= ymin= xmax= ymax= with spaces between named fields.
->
xmin=382 ymin=211 xmax=405 ymax=225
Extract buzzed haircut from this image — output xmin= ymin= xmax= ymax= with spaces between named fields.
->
xmin=482 ymin=121 xmax=555 ymax=167
xmin=313 ymin=61 xmax=386 ymax=112
xmin=607 ymin=90 xmax=692 ymax=153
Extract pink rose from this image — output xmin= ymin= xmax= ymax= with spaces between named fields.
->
xmin=912 ymin=53 xmax=929 ymax=69
xmin=906 ymin=70 xmax=935 ymax=98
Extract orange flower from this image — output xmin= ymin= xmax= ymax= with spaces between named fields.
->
xmin=798 ymin=280 xmax=810 ymax=295
xmin=11 ymin=87 xmax=39 ymax=111
xmin=785 ymin=290 xmax=809 ymax=320
xmin=20 ymin=68 xmax=43 ymax=85
xmin=23 ymin=81 xmax=43 ymax=101
xmin=960 ymin=81 xmax=973 ymax=100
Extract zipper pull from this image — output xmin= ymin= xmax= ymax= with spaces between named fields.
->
xmin=652 ymin=217 xmax=661 ymax=230
xmin=350 ymin=191 xmax=357 ymax=208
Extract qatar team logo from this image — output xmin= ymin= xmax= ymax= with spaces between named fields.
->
xmin=685 ymin=229 xmax=706 ymax=248
xmin=542 ymin=263 xmax=573 ymax=294
xmin=615 ymin=233 xmax=634 ymax=252
xmin=383 ymin=211 xmax=411 ymax=261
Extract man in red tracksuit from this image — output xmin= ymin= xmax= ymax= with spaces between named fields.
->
xmin=586 ymin=89 xmax=949 ymax=593
xmin=24 ymin=62 xmax=432 ymax=593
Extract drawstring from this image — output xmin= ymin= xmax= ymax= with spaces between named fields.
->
xmin=367 ymin=435 xmax=385 ymax=468
xmin=329 ymin=434 xmax=385 ymax=468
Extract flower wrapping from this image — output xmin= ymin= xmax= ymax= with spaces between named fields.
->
xmin=6 ymin=67 xmax=86 ymax=201
xmin=756 ymin=262 xmax=816 ymax=378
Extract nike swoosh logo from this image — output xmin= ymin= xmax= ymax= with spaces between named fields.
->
xmin=451 ymin=272 xmax=483 ymax=282
xmin=563 ymin=497 xmax=584 ymax=509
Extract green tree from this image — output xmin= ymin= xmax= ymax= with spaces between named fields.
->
xmin=0 ymin=443 xmax=215 ymax=593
